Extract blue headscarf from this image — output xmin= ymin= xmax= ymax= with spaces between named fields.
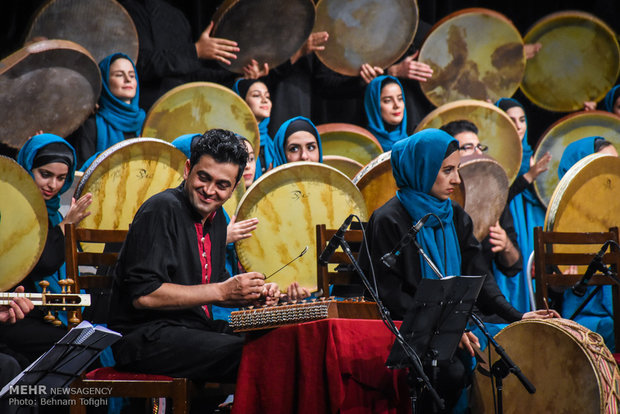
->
xmin=391 ymin=129 xmax=461 ymax=279
xmin=233 ymin=79 xmax=274 ymax=179
xmin=603 ymin=85 xmax=620 ymax=113
xmin=271 ymin=116 xmax=323 ymax=168
xmin=558 ymin=137 xmax=599 ymax=180
xmin=17 ymin=134 xmax=77 ymax=227
xmin=95 ymin=53 xmax=145 ymax=153
xmin=171 ymin=133 xmax=202 ymax=159
xmin=364 ymin=75 xmax=408 ymax=152
xmin=496 ymin=98 xmax=532 ymax=177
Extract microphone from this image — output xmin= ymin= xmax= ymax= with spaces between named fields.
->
xmin=572 ymin=241 xmax=611 ymax=297
xmin=318 ymin=214 xmax=354 ymax=265
xmin=381 ymin=214 xmax=431 ymax=269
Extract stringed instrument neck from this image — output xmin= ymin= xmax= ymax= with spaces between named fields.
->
xmin=0 ymin=292 xmax=91 ymax=307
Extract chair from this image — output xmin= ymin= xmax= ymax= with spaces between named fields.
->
xmin=533 ymin=226 xmax=620 ymax=348
xmin=64 ymin=223 xmax=192 ymax=414
xmin=316 ymin=224 xmax=364 ymax=298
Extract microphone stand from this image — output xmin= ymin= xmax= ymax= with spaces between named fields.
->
xmin=337 ymin=237 xmax=445 ymax=413
xmin=570 ymin=261 xmax=620 ymax=320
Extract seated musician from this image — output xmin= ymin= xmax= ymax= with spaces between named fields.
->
xmin=359 ymin=129 xmax=558 ymax=413
xmin=271 ymin=116 xmax=323 ymax=167
xmin=108 ymin=130 xmax=279 ymax=395
xmin=0 ymin=134 xmax=92 ymax=366
xmin=440 ymin=120 xmax=525 ymax=318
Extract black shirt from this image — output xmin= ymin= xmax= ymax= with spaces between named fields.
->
xmin=359 ymin=197 xmax=523 ymax=323
xmin=108 ymin=183 xmax=229 ymax=334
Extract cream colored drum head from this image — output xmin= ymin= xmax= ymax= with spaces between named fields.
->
xmin=419 ymin=8 xmax=525 ymax=107
xmin=235 ymin=162 xmax=367 ymax=292
xmin=314 ymin=0 xmax=418 ymax=77
xmin=316 ymin=123 xmax=383 ymax=166
xmin=522 ymin=11 xmax=620 ymax=112
xmin=142 ymin=82 xmax=261 ymax=157
xmin=75 ymin=138 xmax=186 ymax=232
xmin=533 ymin=111 xmax=620 ymax=207
xmin=545 ymin=154 xmax=620 ymax=235
xmin=323 ymin=155 xmax=363 ymax=179
xmin=352 ymin=152 xmax=395 ymax=216
xmin=415 ymin=99 xmax=522 ymax=184
xmin=458 ymin=156 xmax=508 ymax=241
xmin=471 ymin=319 xmax=620 ymax=413
xmin=0 ymin=156 xmax=48 ymax=291
xmin=25 ymin=0 xmax=139 ymax=63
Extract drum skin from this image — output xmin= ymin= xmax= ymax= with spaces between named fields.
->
xmin=25 ymin=0 xmax=139 ymax=64
xmin=142 ymin=82 xmax=260 ymax=158
xmin=471 ymin=319 xmax=620 ymax=413
xmin=0 ymin=156 xmax=48 ymax=291
xmin=212 ymin=0 xmax=314 ymax=74
xmin=415 ymin=99 xmax=522 ymax=184
xmin=419 ymin=8 xmax=525 ymax=107
xmin=75 ymin=138 xmax=186 ymax=233
xmin=323 ymin=155 xmax=363 ymax=179
xmin=457 ymin=156 xmax=508 ymax=241
xmin=314 ymin=0 xmax=418 ymax=76
xmin=522 ymin=11 xmax=620 ymax=112
xmin=316 ymin=123 xmax=383 ymax=166
xmin=533 ymin=111 xmax=620 ymax=207
xmin=352 ymin=151 xmax=465 ymax=216
xmin=235 ymin=162 xmax=367 ymax=292
xmin=0 ymin=40 xmax=101 ymax=149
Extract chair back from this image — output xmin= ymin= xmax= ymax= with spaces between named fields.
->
xmin=316 ymin=224 xmax=364 ymax=297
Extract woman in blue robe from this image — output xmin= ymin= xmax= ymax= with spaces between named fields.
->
xmin=271 ymin=116 xmax=323 ymax=168
xmin=233 ymin=78 xmax=274 ymax=180
xmin=67 ymin=53 xmax=146 ymax=169
xmin=364 ymin=75 xmax=408 ymax=152
xmin=557 ymin=136 xmax=618 ymax=351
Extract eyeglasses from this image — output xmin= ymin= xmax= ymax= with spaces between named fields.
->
xmin=459 ymin=143 xmax=488 ymax=152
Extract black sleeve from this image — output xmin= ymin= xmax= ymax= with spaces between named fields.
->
xmin=483 ymin=206 xmax=523 ymax=277
xmin=65 ymin=115 xmax=97 ymax=170
xmin=454 ymin=204 xmax=523 ymax=323
xmin=507 ymin=175 xmax=530 ymax=203
xmin=25 ymin=223 xmax=65 ymax=292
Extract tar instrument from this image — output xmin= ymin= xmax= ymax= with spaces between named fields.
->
xmin=315 ymin=123 xmax=383 ymax=166
xmin=75 ymin=139 xmax=186 ymax=252
xmin=533 ymin=110 xmax=620 ymax=207
xmin=234 ymin=162 xmax=367 ymax=292
xmin=352 ymin=151 xmax=465 ymax=216
xmin=229 ymin=298 xmax=380 ymax=332
xmin=419 ymin=8 xmax=525 ymax=107
xmin=455 ymin=154 xmax=509 ymax=241
xmin=471 ymin=318 xmax=620 ymax=413
xmin=313 ymin=0 xmax=418 ymax=76
xmin=522 ymin=11 xmax=620 ymax=112
xmin=0 ymin=291 xmax=90 ymax=309
xmin=0 ymin=157 xmax=47 ymax=291
xmin=25 ymin=0 xmax=139 ymax=64
xmin=323 ymin=155 xmax=363 ymax=180
xmin=212 ymin=0 xmax=314 ymax=74
xmin=415 ymin=99 xmax=522 ymax=184
xmin=0 ymin=39 xmax=101 ymax=149
xmin=141 ymin=82 xmax=261 ymax=156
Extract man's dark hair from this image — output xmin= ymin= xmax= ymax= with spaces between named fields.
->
xmin=190 ymin=129 xmax=248 ymax=184
xmin=440 ymin=120 xmax=479 ymax=137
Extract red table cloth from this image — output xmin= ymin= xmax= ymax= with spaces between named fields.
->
xmin=232 ymin=318 xmax=411 ymax=414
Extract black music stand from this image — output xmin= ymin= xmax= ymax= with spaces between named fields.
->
xmin=386 ymin=276 xmax=485 ymax=412
xmin=1 ymin=321 xmax=121 ymax=400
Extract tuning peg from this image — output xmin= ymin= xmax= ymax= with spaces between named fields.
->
xmin=64 ymin=279 xmax=75 ymax=293
xmin=58 ymin=279 xmax=68 ymax=293
xmin=44 ymin=311 xmax=55 ymax=323
xmin=68 ymin=311 xmax=80 ymax=325
xmin=52 ymin=319 xmax=63 ymax=327
xmin=39 ymin=280 xmax=50 ymax=294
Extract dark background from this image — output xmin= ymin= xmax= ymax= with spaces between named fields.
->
xmin=1 ymin=0 xmax=619 ymax=147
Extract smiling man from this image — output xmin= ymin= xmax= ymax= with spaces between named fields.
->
xmin=109 ymin=129 xmax=279 ymax=388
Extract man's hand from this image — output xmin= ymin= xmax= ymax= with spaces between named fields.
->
xmin=260 ymin=283 xmax=280 ymax=307
xmin=458 ymin=331 xmax=480 ymax=357
xmin=226 ymin=216 xmax=258 ymax=244
xmin=0 ymin=286 xmax=34 ymax=324
xmin=220 ymin=272 xmax=265 ymax=303
xmin=195 ymin=21 xmax=240 ymax=65
xmin=387 ymin=51 xmax=433 ymax=81
xmin=282 ymin=282 xmax=311 ymax=302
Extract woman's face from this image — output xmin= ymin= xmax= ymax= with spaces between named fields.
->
xmin=506 ymin=106 xmax=527 ymax=140
xmin=108 ymin=58 xmax=137 ymax=104
xmin=429 ymin=150 xmax=461 ymax=201
xmin=32 ymin=162 xmax=69 ymax=200
xmin=242 ymin=140 xmax=256 ymax=188
xmin=597 ymin=144 xmax=619 ymax=157
xmin=245 ymin=82 xmax=271 ymax=122
xmin=285 ymin=131 xmax=320 ymax=163
xmin=379 ymin=82 xmax=404 ymax=126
